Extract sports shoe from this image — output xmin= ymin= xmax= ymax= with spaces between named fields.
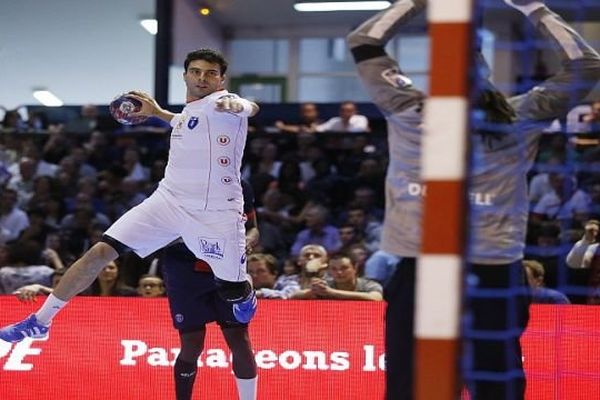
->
xmin=233 ymin=292 xmax=258 ymax=324
xmin=0 ymin=314 xmax=50 ymax=343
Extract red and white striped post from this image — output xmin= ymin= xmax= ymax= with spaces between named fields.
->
xmin=415 ymin=0 xmax=474 ymax=399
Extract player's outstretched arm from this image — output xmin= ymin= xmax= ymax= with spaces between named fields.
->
xmin=215 ymin=96 xmax=259 ymax=117
xmin=506 ymin=0 xmax=600 ymax=121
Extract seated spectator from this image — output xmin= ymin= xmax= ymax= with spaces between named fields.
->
xmin=8 ymin=141 xmax=58 ymax=178
xmin=346 ymin=204 xmax=382 ymax=253
xmin=249 ymin=253 xmax=300 ymax=299
xmin=18 ymin=207 xmax=56 ymax=245
xmin=0 ymin=188 xmax=29 ymax=245
xmin=275 ymin=102 xmax=322 ymax=134
xmin=1 ymin=110 xmax=26 ymax=132
xmin=364 ymin=250 xmax=401 ymax=287
xmin=531 ymin=173 xmax=591 ymax=228
xmin=137 ymin=274 xmax=166 ymax=298
xmin=310 ymin=253 xmax=383 ymax=301
xmin=0 ymin=241 xmax=54 ymax=294
xmin=566 ymin=219 xmax=599 ymax=269
xmin=122 ymin=147 xmax=149 ymax=183
xmin=13 ymin=268 xmax=67 ymax=303
xmin=316 ymin=101 xmax=370 ymax=133
xmin=347 ymin=243 xmax=370 ymax=276
xmin=523 ymin=260 xmax=570 ymax=304
xmin=7 ymin=157 xmax=37 ymax=207
xmin=338 ymin=223 xmax=364 ymax=254
xmin=291 ymin=244 xmax=329 ymax=298
xmin=86 ymin=261 xmax=137 ymax=297
xmin=242 ymin=142 xmax=282 ymax=181
xmin=290 ymin=204 xmax=341 ymax=256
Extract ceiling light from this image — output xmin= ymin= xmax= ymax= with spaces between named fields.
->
xmin=199 ymin=7 xmax=211 ymax=16
xmin=32 ymin=90 xmax=63 ymax=107
xmin=140 ymin=19 xmax=158 ymax=35
xmin=294 ymin=1 xmax=391 ymax=12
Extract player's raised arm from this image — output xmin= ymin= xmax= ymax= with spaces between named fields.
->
xmin=506 ymin=0 xmax=600 ymax=121
xmin=347 ymin=0 xmax=426 ymax=116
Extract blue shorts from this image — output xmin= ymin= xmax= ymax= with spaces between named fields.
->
xmin=162 ymin=243 xmax=244 ymax=332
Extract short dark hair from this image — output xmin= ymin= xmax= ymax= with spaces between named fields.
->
xmin=184 ymin=48 xmax=228 ymax=75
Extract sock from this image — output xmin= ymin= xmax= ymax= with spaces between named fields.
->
xmin=174 ymin=357 xmax=198 ymax=400
xmin=35 ymin=294 xmax=67 ymax=326
xmin=235 ymin=376 xmax=257 ymax=400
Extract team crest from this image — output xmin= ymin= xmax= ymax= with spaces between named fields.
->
xmin=188 ymin=116 xmax=199 ymax=129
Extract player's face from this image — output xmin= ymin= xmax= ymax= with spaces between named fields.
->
xmin=184 ymin=59 xmax=225 ymax=101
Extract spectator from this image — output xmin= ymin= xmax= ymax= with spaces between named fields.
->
xmin=346 ymin=204 xmax=382 ymax=253
xmin=137 ymin=274 xmax=166 ymax=298
xmin=290 ymin=204 xmax=341 ymax=256
xmin=275 ymin=102 xmax=322 ymax=134
xmin=338 ymin=223 xmax=364 ymax=254
xmin=13 ymin=268 xmax=67 ymax=303
xmin=249 ymin=253 xmax=300 ymax=299
xmin=566 ymin=219 xmax=599 ymax=269
xmin=347 ymin=243 xmax=370 ymax=276
xmin=86 ymin=261 xmax=137 ymax=297
xmin=311 ymin=253 xmax=383 ymax=301
xmin=7 ymin=157 xmax=37 ymax=207
xmin=531 ymin=173 xmax=591 ymax=228
xmin=523 ymin=260 xmax=569 ymax=304
xmin=122 ymin=147 xmax=149 ymax=183
xmin=291 ymin=244 xmax=329 ymax=298
xmin=0 ymin=240 xmax=54 ymax=294
xmin=0 ymin=188 xmax=29 ymax=244
xmin=316 ymin=101 xmax=370 ymax=133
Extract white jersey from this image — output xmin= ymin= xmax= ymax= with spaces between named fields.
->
xmin=159 ymin=90 xmax=248 ymax=211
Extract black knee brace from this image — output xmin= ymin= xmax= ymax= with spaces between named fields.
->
xmin=214 ymin=278 xmax=252 ymax=303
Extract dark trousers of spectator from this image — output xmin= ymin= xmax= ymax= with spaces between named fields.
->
xmin=466 ymin=262 xmax=531 ymax=400
xmin=384 ymin=257 xmax=415 ymax=400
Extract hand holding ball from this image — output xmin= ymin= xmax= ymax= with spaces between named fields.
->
xmin=109 ymin=94 xmax=148 ymax=125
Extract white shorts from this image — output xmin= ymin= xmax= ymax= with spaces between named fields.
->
xmin=104 ymin=188 xmax=247 ymax=282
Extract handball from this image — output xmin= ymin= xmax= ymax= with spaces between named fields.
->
xmin=109 ymin=94 xmax=148 ymax=125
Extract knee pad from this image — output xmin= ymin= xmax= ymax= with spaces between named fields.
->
xmin=215 ymin=278 xmax=252 ymax=303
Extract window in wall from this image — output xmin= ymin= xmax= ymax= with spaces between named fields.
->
xmin=228 ymin=39 xmax=289 ymax=75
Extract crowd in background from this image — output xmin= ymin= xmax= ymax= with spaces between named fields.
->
xmin=1 ymin=99 xmax=599 ymax=303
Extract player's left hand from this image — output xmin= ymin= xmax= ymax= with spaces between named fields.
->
xmin=215 ymin=97 xmax=245 ymax=114
xmin=127 ymin=91 xmax=163 ymax=117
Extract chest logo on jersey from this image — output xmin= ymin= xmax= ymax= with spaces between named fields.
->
xmin=217 ymin=135 xmax=230 ymax=146
xmin=217 ymin=156 xmax=231 ymax=167
xmin=188 ymin=116 xmax=199 ymax=130
xmin=199 ymin=238 xmax=225 ymax=259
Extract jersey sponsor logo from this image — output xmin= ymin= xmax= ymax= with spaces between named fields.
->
xmin=381 ymin=67 xmax=412 ymax=89
xmin=407 ymin=182 xmax=496 ymax=206
xmin=175 ymin=314 xmax=184 ymax=323
xmin=188 ymin=116 xmax=199 ymax=130
xmin=199 ymin=238 xmax=225 ymax=259
xmin=221 ymin=176 xmax=233 ymax=185
xmin=217 ymin=156 xmax=231 ymax=167
xmin=217 ymin=135 xmax=230 ymax=146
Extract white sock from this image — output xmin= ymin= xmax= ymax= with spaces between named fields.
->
xmin=35 ymin=294 xmax=68 ymax=326
xmin=235 ymin=376 xmax=257 ymax=400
